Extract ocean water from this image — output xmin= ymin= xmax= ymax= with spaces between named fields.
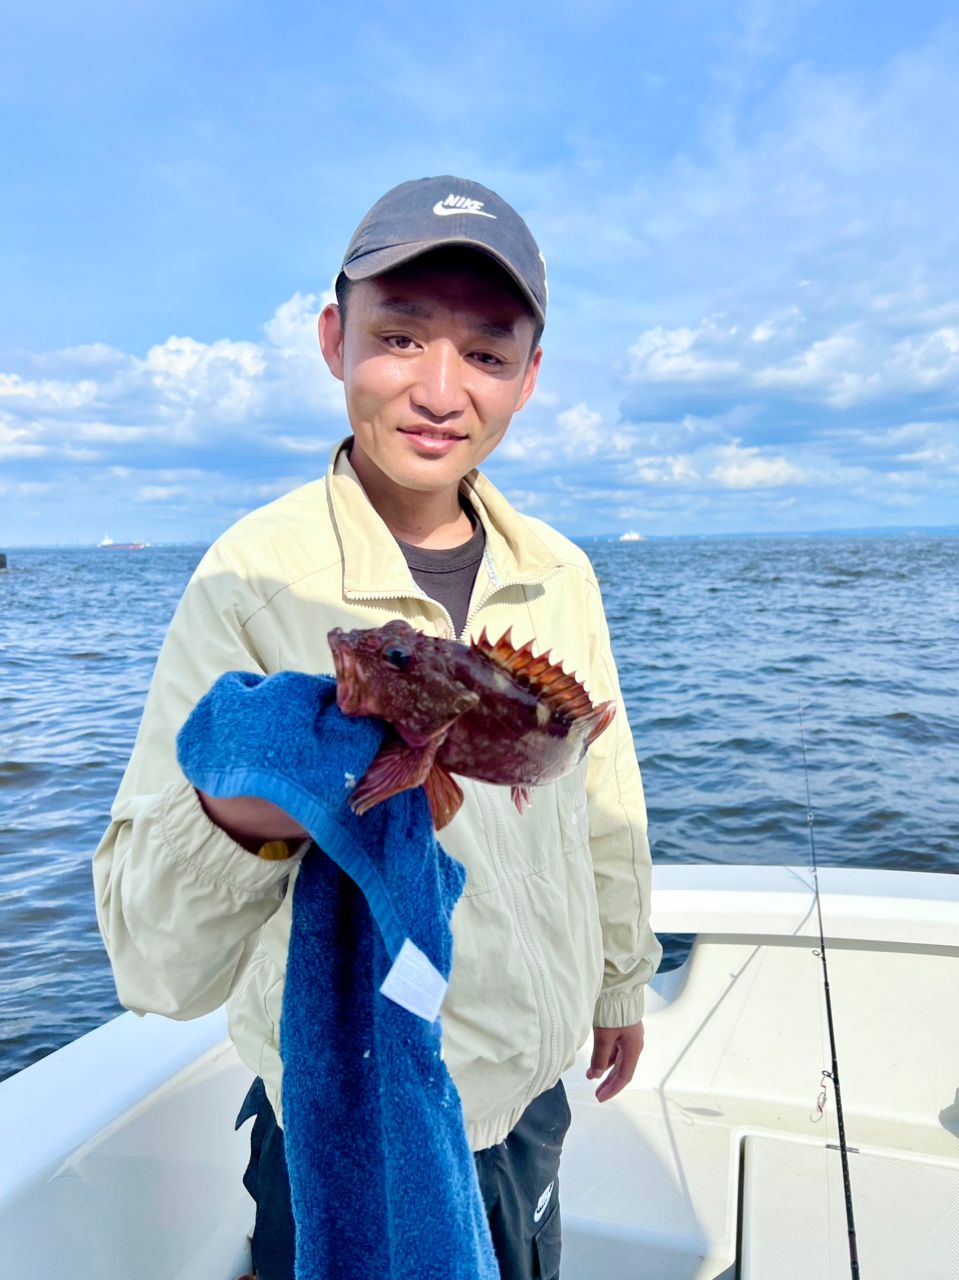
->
xmin=1 ymin=534 xmax=956 ymax=1082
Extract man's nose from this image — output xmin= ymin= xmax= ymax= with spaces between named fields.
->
xmin=410 ymin=341 xmax=469 ymax=420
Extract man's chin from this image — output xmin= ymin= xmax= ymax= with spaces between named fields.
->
xmin=350 ymin=429 xmax=502 ymax=494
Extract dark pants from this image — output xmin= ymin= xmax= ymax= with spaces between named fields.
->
xmin=236 ymin=1077 xmax=571 ymax=1280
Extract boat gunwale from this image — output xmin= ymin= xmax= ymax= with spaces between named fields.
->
xmin=650 ymin=864 xmax=959 ymax=947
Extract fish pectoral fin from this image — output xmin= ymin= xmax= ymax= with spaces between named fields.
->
xmin=583 ymin=700 xmax=616 ymax=746
xmin=424 ymin=760 xmax=464 ymax=831
xmin=350 ymin=737 xmax=438 ymax=816
xmin=511 ymin=785 xmax=533 ymax=815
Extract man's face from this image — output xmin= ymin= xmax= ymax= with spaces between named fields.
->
xmin=319 ymin=251 xmax=541 ymax=497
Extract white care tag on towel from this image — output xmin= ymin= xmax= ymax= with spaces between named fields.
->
xmin=379 ymin=938 xmax=448 ymax=1022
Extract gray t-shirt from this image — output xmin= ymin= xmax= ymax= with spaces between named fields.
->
xmin=396 ymin=516 xmax=486 ymax=638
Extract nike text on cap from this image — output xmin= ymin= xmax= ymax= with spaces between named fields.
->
xmin=340 ymin=176 xmax=547 ymax=326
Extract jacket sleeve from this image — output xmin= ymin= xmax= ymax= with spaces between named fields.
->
xmin=582 ymin=562 xmax=663 ymax=1028
xmin=92 ymin=541 xmax=307 ymax=1021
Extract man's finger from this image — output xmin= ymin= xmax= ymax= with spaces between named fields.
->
xmin=594 ymin=1066 xmax=624 ymax=1103
xmin=586 ymin=1027 xmax=617 ymax=1079
xmin=594 ymin=1037 xmax=641 ymax=1102
xmin=590 ymin=1023 xmax=646 ymax=1101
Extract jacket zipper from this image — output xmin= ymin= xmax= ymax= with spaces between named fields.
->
xmin=351 ymin=563 xmax=566 ymax=1096
xmin=345 ymin=585 xmax=457 ymax=638
xmin=346 ymin=563 xmax=562 ymax=643
xmin=465 ymin=552 xmax=565 ymax=1097
xmin=482 ymin=785 xmax=560 ymax=1101
xmin=458 ymin=564 xmax=563 ymax=642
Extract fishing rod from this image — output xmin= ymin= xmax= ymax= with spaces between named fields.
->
xmin=799 ymin=701 xmax=860 ymax=1279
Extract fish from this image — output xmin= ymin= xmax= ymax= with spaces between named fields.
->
xmin=327 ymin=619 xmax=615 ymax=829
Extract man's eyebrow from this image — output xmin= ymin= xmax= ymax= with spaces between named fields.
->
xmin=375 ymin=297 xmax=433 ymax=320
xmin=373 ymin=297 xmax=520 ymax=342
xmin=476 ymin=319 xmax=518 ymax=341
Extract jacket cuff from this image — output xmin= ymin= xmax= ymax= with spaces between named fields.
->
xmin=157 ymin=778 xmax=308 ymax=895
xmin=593 ymin=985 xmax=646 ymax=1029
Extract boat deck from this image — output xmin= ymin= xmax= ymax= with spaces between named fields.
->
xmin=2 ymin=866 xmax=957 ymax=1277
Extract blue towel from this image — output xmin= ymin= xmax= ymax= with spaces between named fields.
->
xmin=176 ymin=670 xmax=499 ymax=1280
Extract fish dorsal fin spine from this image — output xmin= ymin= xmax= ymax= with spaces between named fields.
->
xmin=472 ymin=627 xmax=608 ymax=725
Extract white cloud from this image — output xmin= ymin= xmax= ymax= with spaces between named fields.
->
xmin=263 ymin=292 xmax=319 ymax=355
xmin=752 ymin=330 xmax=881 ymax=407
xmin=0 ymin=373 xmax=98 ymax=409
xmin=259 ymin=291 xmax=344 ymax=416
xmin=849 ymin=420 xmax=943 ymax=451
xmin=242 ymin=477 xmax=313 ymax=502
xmin=499 ymin=430 xmax=531 ymax=460
xmin=557 ymin=402 xmax=604 ymax=452
xmin=139 ymin=336 xmax=265 ymax=420
xmin=627 ymin=320 xmax=741 ymax=383
xmin=709 ymin=441 xmax=807 ymax=489
xmin=0 ymin=418 xmax=47 ymax=458
xmin=79 ymin=422 xmax=152 ymax=442
xmin=499 ymin=401 xmax=633 ymax=462
xmin=898 ymin=442 xmax=959 ymax=470
xmin=136 ymin=485 xmax=183 ymax=503
xmin=275 ymin=434 xmax=334 ymax=454
xmin=556 ymin=402 xmax=634 ymax=456
xmin=888 ymin=327 xmax=959 ymax=390
xmin=502 ymin=488 xmax=548 ymax=514
xmin=633 ymin=453 xmax=700 ymax=485
xmin=750 ymin=306 xmax=804 ymax=346
xmin=624 ymin=311 xmax=959 ymax=411
xmin=0 ymin=293 xmax=347 ymax=468
xmin=615 ymin=505 xmax=661 ymax=522
xmin=531 ymin=387 xmax=561 ymax=408
xmin=0 ymin=479 xmax=53 ymax=497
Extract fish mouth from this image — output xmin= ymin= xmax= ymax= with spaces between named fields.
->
xmin=328 ymin=629 xmax=362 ymax=715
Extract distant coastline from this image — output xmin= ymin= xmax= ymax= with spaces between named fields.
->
xmin=581 ymin=523 xmax=959 ymax=544
xmin=2 ymin=524 xmax=957 ymax=551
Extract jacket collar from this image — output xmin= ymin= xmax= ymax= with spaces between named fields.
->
xmin=326 ymin=439 xmax=562 ymax=600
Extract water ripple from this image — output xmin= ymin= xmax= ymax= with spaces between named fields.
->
xmin=1 ymin=534 xmax=957 ymax=1081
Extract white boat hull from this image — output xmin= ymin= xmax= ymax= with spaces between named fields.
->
xmin=2 ymin=865 xmax=957 ymax=1277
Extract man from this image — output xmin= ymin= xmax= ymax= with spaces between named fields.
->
xmin=94 ymin=176 xmax=661 ymax=1280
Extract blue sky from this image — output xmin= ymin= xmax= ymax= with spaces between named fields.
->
xmin=2 ymin=0 xmax=957 ymax=544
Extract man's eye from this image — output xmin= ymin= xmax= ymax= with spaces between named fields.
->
xmin=471 ymin=351 xmax=505 ymax=367
xmin=383 ymin=644 xmax=413 ymax=670
xmin=385 ymin=335 xmax=416 ymax=350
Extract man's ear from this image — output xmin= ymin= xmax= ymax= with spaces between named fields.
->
xmin=514 ymin=344 xmax=543 ymax=414
xmin=318 ymin=304 xmax=345 ymax=382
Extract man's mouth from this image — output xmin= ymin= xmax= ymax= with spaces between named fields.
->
xmin=399 ymin=427 xmax=467 ymax=442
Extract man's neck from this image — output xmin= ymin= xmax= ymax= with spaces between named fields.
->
xmin=349 ymin=445 xmax=475 ymax=549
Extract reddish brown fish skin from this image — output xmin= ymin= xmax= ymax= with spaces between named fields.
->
xmin=327 ymin=619 xmax=612 ymax=789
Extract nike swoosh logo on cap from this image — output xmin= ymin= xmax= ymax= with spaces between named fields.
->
xmin=433 ymin=195 xmax=496 ymax=219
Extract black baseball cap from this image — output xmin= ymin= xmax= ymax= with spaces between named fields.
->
xmin=340 ymin=176 xmax=547 ymax=325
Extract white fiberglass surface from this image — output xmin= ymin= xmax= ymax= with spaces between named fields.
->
xmin=2 ymin=868 xmax=956 ymax=1279
xmin=0 ymin=1015 xmax=255 ymax=1280
xmin=741 ymin=1136 xmax=959 ymax=1279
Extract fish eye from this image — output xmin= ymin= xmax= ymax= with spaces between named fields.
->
xmin=383 ymin=643 xmax=413 ymax=670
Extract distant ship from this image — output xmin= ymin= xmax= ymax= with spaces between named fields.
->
xmin=98 ymin=535 xmax=148 ymax=550
xmin=619 ymin=530 xmax=645 ymax=542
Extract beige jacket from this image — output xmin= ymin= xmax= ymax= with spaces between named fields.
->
xmin=93 ymin=442 xmax=661 ymax=1151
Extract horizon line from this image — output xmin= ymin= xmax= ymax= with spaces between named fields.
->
xmin=2 ymin=521 xmax=957 ymax=552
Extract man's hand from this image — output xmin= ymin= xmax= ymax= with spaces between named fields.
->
xmin=197 ymin=791 xmax=308 ymax=854
xmin=586 ymin=1022 xmax=645 ymax=1102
